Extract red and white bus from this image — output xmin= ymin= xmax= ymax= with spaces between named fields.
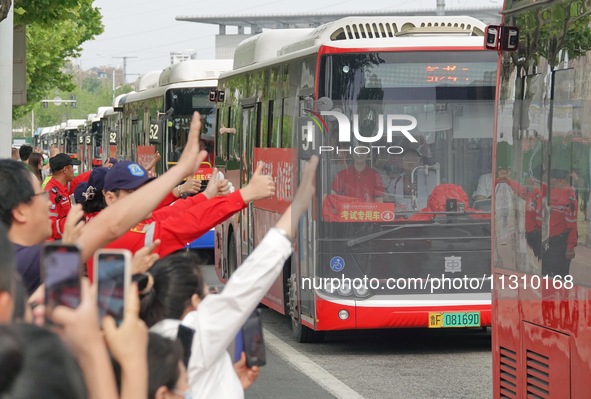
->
xmin=492 ymin=1 xmax=591 ymax=397
xmin=215 ymin=16 xmax=497 ymax=342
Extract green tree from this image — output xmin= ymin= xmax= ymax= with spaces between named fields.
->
xmin=14 ymin=75 xmax=133 ymax=132
xmin=0 ymin=0 xmax=12 ymax=22
xmin=10 ymin=0 xmax=103 ymax=120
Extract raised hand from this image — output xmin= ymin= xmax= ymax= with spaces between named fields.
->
xmin=51 ymin=278 xmax=119 ymax=399
xmin=179 ymin=177 xmax=202 ymax=197
xmin=233 ymin=352 xmax=260 ymax=390
xmin=290 ymin=156 xmax=319 ymax=216
xmin=274 ymin=156 xmax=319 ymax=239
xmin=131 ymin=239 xmax=161 ymax=274
xmin=203 ymin=168 xmax=232 ymax=198
xmin=62 ymin=204 xmax=85 ymax=245
xmin=240 ymin=162 xmax=276 ymax=203
xmin=51 ymin=279 xmax=100 ymax=349
xmin=103 ymin=283 xmax=149 ymax=399
xmin=177 ymin=112 xmax=208 ymax=177
xmin=103 ymin=283 xmax=148 ymax=364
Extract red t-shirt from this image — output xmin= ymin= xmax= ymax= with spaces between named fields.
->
xmin=331 ymin=165 xmax=384 ymax=202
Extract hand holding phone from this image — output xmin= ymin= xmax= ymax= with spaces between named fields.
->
xmin=242 ymin=309 xmax=266 ymax=367
xmin=43 ymin=243 xmax=83 ymax=321
xmin=94 ymin=249 xmax=132 ymax=326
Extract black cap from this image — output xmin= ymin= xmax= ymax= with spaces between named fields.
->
xmin=49 ymin=153 xmax=81 ymax=172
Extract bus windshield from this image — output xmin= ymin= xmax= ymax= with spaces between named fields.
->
xmin=318 ymin=51 xmax=497 ymax=226
xmin=166 ymin=87 xmax=216 ymax=165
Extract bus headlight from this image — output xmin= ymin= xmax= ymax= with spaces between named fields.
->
xmin=353 ymin=284 xmax=370 ymax=298
xmin=337 ymin=281 xmax=353 ymax=296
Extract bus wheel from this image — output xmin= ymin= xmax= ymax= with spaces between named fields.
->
xmin=287 ymin=273 xmax=324 ymax=343
xmin=227 ymin=232 xmax=237 ymax=277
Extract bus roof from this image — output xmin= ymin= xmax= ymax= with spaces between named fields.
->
xmin=113 ymin=93 xmax=128 ymax=108
xmin=232 ymin=15 xmax=487 ymax=70
xmin=39 ymin=126 xmax=53 ymax=137
xmin=63 ymin=119 xmax=86 ymax=130
xmin=135 ymin=70 xmax=162 ymax=92
xmin=124 ymin=60 xmax=230 ymax=104
xmin=159 ymin=59 xmax=233 ymax=86
xmin=96 ymin=106 xmax=112 ymax=119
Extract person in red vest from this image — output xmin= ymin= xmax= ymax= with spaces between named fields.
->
xmin=44 ymin=153 xmax=91 ymax=240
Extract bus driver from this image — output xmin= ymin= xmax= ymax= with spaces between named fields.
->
xmin=331 ymin=152 xmax=384 ymax=203
xmin=386 ymin=149 xmax=437 ymax=211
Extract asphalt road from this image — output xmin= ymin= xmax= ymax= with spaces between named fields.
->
xmin=201 ymin=263 xmax=492 ymax=399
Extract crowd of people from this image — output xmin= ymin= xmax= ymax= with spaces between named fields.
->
xmin=0 ymin=112 xmax=320 ymax=399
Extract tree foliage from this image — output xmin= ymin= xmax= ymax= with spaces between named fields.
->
xmin=0 ymin=0 xmax=11 ymax=22
xmin=13 ymin=78 xmax=133 ymax=132
xmin=11 ymin=0 xmax=103 ymax=120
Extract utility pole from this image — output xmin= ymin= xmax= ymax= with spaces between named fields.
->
xmin=436 ymin=0 xmax=445 ymax=16
xmin=0 ymin=5 xmax=13 ymax=158
xmin=113 ymin=56 xmax=137 ymax=83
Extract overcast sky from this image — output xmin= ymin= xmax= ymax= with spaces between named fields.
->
xmin=78 ymin=0 xmax=502 ymax=82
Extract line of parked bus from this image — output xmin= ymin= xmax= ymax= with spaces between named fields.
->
xmin=34 ymin=59 xmax=234 ymax=250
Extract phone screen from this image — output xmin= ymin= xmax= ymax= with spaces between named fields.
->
xmin=242 ymin=309 xmax=266 ymax=367
xmin=96 ymin=253 xmax=127 ymax=325
xmin=44 ymin=245 xmax=82 ymax=314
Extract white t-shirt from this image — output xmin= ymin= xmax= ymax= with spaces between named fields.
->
xmin=151 ymin=229 xmax=292 ymax=399
xmin=473 ymin=173 xmax=493 ymax=199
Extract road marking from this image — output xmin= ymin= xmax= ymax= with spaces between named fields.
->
xmin=263 ymin=328 xmax=366 ymax=399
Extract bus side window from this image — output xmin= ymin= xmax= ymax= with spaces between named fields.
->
xmin=264 ymin=100 xmax=273 ymax=148
xmin=229 ymin=108 xmax=241 ymax=163
xmin=282 ymin=97 xmax=296 ymax=148
xmin=215 ymin=108 xmax=227 ymax=163
xmin=271 ymin=100 xmax=282 ymax=148
xmin=255 ymin=102 xmax=263 ymax=148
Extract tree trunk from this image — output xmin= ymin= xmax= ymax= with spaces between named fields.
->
xmin=0 ymin=0 xmax=12 ymax=23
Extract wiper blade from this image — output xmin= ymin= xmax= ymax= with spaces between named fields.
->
xmin=347 ymin=223 xmax=433 ymax=247
xmin=346 ymin=222 xmax=489 ymax=248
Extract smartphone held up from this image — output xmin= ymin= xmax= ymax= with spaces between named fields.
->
xmin=43 ymin=243 xmax=83 ymax=320
xmin=242 ymin=309 xmax=266 ymax=368
xmin=94 ymin=249 xmax=132 ymax=326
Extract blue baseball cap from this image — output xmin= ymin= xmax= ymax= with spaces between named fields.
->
xmin=74 ymin=167 xmax=109 ymax=203
xmin=74 ymin=182 xmax=88 ymax=204
xmin=104 ymin=161 xmax=154 ymax=192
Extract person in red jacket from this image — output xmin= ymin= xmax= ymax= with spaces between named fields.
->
xmin=542 ymin=168 xmax=578 ymax=277
xmin=85 ymin=160 xmax=275 ymax=278
xmin=498 ymin=166 xmax=545 ymax=258
xmin=44 ymin=153 xmax=91 ymax=240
